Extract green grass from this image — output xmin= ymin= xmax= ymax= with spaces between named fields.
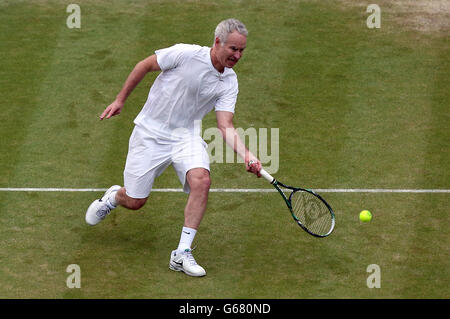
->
xmin=0 ymin=0 xmax=448 ymax=299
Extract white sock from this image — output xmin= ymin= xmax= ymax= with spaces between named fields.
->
xmin=107 ymin=190 xmax=118 ymax=208
xmin=177 ymin=227 xmax=197 ymax=252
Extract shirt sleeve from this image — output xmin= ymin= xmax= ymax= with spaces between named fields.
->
xmin=155 ymin=43 xmax=199 ymax=71
xmin=215 ymin=77 xmax=238 ymax=113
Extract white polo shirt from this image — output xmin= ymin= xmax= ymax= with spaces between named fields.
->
xmin=133 ymin=43 xmax=238 ymax=140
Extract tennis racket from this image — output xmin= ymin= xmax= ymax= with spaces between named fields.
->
xmin=250 ymin=162 xmax=335 ymax=238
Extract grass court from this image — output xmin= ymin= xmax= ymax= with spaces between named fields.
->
xmin=0 ymin=0 xmax=448 ymax=299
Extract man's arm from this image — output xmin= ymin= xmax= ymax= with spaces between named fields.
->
xmin=216 ymin=111 xmax=261 ymax=176
xmin=100 ymin=54 xmax=161 ymax=120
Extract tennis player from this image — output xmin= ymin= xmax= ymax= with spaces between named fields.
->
xmin=85 ymin=19 xmax=262 ymax=277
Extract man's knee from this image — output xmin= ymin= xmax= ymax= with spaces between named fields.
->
xmin=187 ymin=169 xmax=211 ymax=192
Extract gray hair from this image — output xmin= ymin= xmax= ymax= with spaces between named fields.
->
xmin=214 ymin=18 xmax=248 ymax=45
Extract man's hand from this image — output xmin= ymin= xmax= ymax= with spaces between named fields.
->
xmin=100 ymin=100 xmax=124 ymax=120
xmin=246 ymin=157 xmax=262 ymax=177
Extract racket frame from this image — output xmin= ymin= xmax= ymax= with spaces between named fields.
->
xmin=260 ymin=168 xmax=335 ymax=238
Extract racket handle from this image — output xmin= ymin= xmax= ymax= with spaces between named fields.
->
xmin=259 ymin=168 xmax=275 ymax=184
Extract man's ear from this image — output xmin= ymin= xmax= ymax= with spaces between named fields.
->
xmin=214 ymin=37 xmax=222 ymax=48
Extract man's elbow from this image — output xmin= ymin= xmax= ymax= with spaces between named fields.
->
xmin=137 ymin=55 xmax=160 ymax=73
xmin=217 ymin=121 xmax=234 ymax=137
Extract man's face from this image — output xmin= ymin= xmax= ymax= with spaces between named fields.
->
xmin=214 ymin=31 xmax=247 ymax=69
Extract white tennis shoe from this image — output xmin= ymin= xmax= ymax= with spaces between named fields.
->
xmin=169 ymin=248 xmax=206 ymax=277
xmin=85 ymin=185 xmax=121 ymax=226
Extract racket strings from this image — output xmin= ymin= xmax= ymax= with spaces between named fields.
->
xmin=291 ymin=191 xmax=333 ymax=236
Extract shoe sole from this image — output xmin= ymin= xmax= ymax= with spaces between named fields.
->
xmin=169 ymin=262 xmax=183 ymax=272
xmin=85 ymin=200 xmax=102 ymax=226
xmin=169 ymin=261 xmax=206 ymax=277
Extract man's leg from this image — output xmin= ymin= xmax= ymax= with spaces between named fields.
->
xmin=170 ymin=168 xmax=210 ymax=277
xmin=183 ymin=168 xmax=211 ymax=229
xmin=115 ymin=187 xmax=148 ymax=211
xmin=85 ymin=186 xmax=148 ymax=226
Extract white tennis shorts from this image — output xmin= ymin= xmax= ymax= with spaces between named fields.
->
xmin=123 ymin=126 xmax=210 ymax=198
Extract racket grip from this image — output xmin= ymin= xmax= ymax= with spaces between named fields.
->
xmin=259 ymin=168 xmax=275 ymax=184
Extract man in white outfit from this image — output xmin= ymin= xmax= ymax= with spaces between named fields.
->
xmin=85 ymin=19 xmax=261 ymax=277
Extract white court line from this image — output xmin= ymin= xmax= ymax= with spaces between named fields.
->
xmin=0 ymin=188 xmax=449 ymax=193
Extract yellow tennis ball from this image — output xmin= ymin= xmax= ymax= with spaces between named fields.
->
xmin=359 ymin=210 xmax=372 ymax=222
